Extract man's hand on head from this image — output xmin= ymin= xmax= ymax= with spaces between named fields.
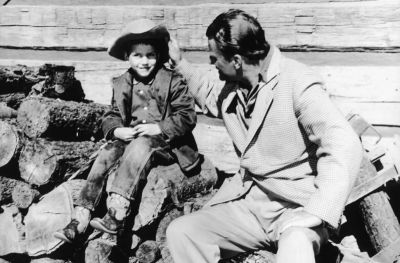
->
xmin=268 ymin=209 xmax=323 ymax=241
xmin=168 ymin=37 xmax=182 ymax=67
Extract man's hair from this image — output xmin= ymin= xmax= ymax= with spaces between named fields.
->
xmin=206 ymin=9 xmax=270 ymax=61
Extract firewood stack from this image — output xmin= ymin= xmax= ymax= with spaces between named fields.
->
xmin=0 ymin=64 xmax=221 ymax=263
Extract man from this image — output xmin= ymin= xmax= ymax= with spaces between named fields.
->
xmin=166 ymin=9 xmax=363 ymax=263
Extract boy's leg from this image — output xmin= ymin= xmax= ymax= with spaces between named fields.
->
xmin=109 ymin=135 xmax=173 ymax=202
xmin=55 ymin=140 xmax=126 ymax=242
xmin=76 ymin=140 xmax=127 ymax=211
xmin=91 ymin=136 xmax=174 ymax=233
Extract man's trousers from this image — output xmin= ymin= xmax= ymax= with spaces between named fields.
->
xmin=166 ymin=182 xmax=328 ymax=263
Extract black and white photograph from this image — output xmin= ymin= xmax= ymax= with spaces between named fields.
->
xmin=0 ymin=0 xmax=399 ymax=262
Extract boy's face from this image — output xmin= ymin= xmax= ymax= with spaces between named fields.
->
xmin=127 ymin=43 xmax=158 ymax=78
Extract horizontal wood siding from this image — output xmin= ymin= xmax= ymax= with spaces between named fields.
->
xmin=0 ymin=1 xmax=399 ymax=51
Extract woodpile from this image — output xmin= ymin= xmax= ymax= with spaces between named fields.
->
xmin=1 ymin=63 xmax=400 ymax=263
xmin=0 ymin=64 xmax=219 ymax=263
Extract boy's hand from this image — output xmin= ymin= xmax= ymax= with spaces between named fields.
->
xmin=168 ymin=37 xmax=182 ymax=66
xmin=131 ymin=124 xmax=162 ymax=137
xmin=113 ymin=127 xmax=137 ymax=141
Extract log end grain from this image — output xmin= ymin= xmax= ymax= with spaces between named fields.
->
xmin=19 ymin=140 xmax=57 ymax=186
xmin=17 ymin=98 xmax=50 ymax=139
xmin=0 ymin=120 xmax=19 ymax=167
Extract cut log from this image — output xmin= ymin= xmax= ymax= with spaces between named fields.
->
xmin=63 ymin=179 xmax=87 ymax=205
xmin=135 ymin=240 xmax=160 ymax=263
xmin=0 ymin=103 xmax=17 ymax=118
xmin=115 ymin=156 xmax=218 ymax=231
xmin=85 ymin=233 xmax=127 ymax=263
xmin=0 ymin=205 xmax=25 ymax=257
xmin=19 ymin=139 xmax=102 ymax=186
xmin=17 ymin=96 xmax=108 ymax=140
xmin=29 ymin=64 xmax=85 ymax=102
xmin=0 ymin=176 xmax=33 ymax=205
xmin=0 ymin=119 xmax=24 ymax=168
xmin=11 ymin=183 xmax=40 ymax=209
xmin=30 ymin=258 xmax=67 ymax=263
xmin=0 ymin=92 xmax=26 ymax=109
xmin=155 ymin=208 xmax=183 ymax=263
xmin=357 ymin=155 xmax=400 ymax=253
xmin=0 ymin=65 xmax=41 ymax=95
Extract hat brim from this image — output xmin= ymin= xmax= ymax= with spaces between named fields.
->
xmin=108 ymin=25 xmax=170 ymax=61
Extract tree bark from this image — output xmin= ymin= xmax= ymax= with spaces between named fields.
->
xmin=17 ymin=96 xmax=108 ymax=140
xmin=85 ymin=233 xmax=127 ymax=263
xmin=155 ymin=208 xmax=183 ymax=263
xmin=135 ymin=240 xmax=160 ymax=263
xmin=0 ymin=119 xmax=24 ymax=168
xmin=122 ymin=156 xmax=218 ymax=232
xmin=11 ymin=183 xmax=40 ymax=209
xmin=0 ymin=65 xmax=41 ymax=95
xmin=357 ymin=155 xmax=400 ymax=253
xmin=0 ymin=176 xmax=23 ymax=204
xmin=0 ymin=92 xmax=26 ymax=110
xmin=29 ymin=64 xmax=85 ymax=102
xmin=19 ymin=139 xmax=103 ymax=186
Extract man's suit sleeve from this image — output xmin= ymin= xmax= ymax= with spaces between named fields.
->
xmin=293 ymin=72 xmax=363 ymax=228
xmin=175 ymin=59 xmax=225 ymax=118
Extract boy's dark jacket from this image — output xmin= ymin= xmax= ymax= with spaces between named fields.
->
xmin=101 ymin=66 xmax=200 ymax=172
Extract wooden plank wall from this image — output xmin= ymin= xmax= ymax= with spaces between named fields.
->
xmin=0 ymin=0 xmax=399 ymax=129
xmin=0 ymin=1 xmax=399 ymax=51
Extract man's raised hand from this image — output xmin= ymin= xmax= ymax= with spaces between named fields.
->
xmin=168 ymin=37 xmax=182 ymax=66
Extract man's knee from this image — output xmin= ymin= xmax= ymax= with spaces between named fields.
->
xmin=279 ymin=226 xmax=327 ymax=255
xmin=166 ymin=215 xmax=194 ymax=242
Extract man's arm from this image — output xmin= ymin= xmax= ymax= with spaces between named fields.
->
xmin=169 ymin=38 xmax=225 ymax=118
xmin=294 ymin=78 xmax=363 ymax=229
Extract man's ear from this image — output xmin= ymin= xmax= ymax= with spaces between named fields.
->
xmin=232 ymin=54 xmax=242 ymax=70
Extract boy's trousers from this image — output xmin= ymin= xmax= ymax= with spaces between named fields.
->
xmin=76 ymin=135 xmax=175 ymax=211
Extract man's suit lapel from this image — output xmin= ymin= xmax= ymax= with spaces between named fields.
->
xmin=243 ymin=46 xmax=281 ymax=154
xmin=221 ymin=89 xmax=247 ymax=154
xmin=243 ymin=78 xmax=277 ymax=153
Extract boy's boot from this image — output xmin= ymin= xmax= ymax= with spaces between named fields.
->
xmin=54 ymin=206 xmax=91 ymax=243
xmin=90 ymin=193 xmax=130 ymax=235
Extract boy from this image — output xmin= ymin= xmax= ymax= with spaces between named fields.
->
xmin=55 ymin=19 xmax=200 ymax=243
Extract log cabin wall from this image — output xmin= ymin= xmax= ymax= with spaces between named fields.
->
xmin=0 ymin=0 xmax=399 ymax=128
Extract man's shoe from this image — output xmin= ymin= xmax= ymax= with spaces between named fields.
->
xmin=90 ymin=208 xmax=123 ymax=235
xmin=53 ymin=219 xmax=80 ymax=243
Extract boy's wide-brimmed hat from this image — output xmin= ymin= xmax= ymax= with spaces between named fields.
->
xmin=108 ymin=18 xmax=170 ymax=61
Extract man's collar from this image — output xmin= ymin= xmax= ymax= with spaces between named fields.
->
xmin=259 ymin=45 xmax=280 ymax=84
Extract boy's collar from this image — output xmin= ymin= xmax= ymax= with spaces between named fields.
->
xmin=127 ymin=68 xmax=156 ymax=85
xmin=132 ymin=77 xmax=155 ymax=85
